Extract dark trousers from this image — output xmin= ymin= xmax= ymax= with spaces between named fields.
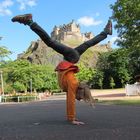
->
xmin=30 ymin=22 xmax=107 ymax=63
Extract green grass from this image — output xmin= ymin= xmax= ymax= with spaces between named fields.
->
xmin=98 ymin=100 xmax=140 ymax=106
xmin=62 ymin=39 xmax=83 ymax=47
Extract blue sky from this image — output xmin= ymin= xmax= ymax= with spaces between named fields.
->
xmin=0 ymin=0 xmax=118 ymax=60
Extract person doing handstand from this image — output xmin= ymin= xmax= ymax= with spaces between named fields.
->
xmin=11 ymin=14 xmax=112 ymax=125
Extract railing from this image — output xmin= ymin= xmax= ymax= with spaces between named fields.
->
xmin=0 ymin=96 xmax=38 ymax=103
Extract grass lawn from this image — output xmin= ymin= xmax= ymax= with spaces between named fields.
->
xmin=92 ymin=88 xmax=125 ymax=95
xmin=92 ymin=88 xmax=140 ymax=105
xmin=98 ymin=99 xmax=140 ymax=106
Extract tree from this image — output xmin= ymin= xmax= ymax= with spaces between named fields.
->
xmin=90 ymin=70 xmax=104 ymax=89
xmin=110 ymin=0 xmax=140 ymax=49
xmin=96 ymin=49 xmax=131 ymax=88
xmin=128 ymin=48 xmax=140 ymax=79
xmin=2 ymin=60 xmax=59 ymax=93
xmin=0 ymin=36 xmax=11 ymax=63
xmin=76 ymin=63 xmax=96 ymax=83
xmin=110 ymin=1 xmax=140 ymax=80
xmin=12 ymin=82 xmax=26 ymax=92
xmin=110 ymin=77 xmax=115 ymax=89
xmin=0 ymin=46 xmax=12 ymax=64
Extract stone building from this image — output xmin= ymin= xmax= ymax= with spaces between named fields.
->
xmin=51 ymin=20 xmax=94 ymax=42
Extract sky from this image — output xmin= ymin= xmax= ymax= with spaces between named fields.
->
xmin=0 ymin=0 xmax=119 ymax=60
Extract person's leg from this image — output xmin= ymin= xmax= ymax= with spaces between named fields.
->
xmin=75 ymin=20 xmax=112 ymax=55
xmin=75 ymin=32 xmax=107 ymax=55
xmin=65 ymin=71 xmax=85 ymax=125
xmin=30 ymin=22 xmax=80 ymax=63
xmin=11 ymin=14 xmax=80 ymax=63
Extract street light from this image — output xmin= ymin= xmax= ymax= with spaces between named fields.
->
xmin=0 ymin=71 xmax=4 ymax=96
xmin=0 ymin=37 xmax=4 ymax=98
xmin=30 ymin=79 xmax=32 ymax=94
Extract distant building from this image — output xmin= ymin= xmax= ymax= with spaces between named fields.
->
xmin=51 ymin=20 xmax=94 ymax=42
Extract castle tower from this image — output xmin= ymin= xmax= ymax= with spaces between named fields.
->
xmin=84 ymin=32 xmax=94 ymax=40
xmin=51 ymin=26 xmax=60 ymax=40
xmin=69 ymin=20 xmax=80 ymax=33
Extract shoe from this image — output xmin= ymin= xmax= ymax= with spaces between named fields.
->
xmin=11 ymin=14 xmax=32 ymax=25
xmin=104 ymin=19 xmax=112 ymax=35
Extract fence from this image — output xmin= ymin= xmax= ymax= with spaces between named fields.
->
xmin=1 ymin=96 xmax=38 ymax=103
xmin=125 ymin=84 xmax=140 ymax=96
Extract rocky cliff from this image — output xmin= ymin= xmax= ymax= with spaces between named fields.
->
xmin=18 ymin=39 xmax=112 ymax=68
xmin=18 ymin=39 xmax=63 ymax=66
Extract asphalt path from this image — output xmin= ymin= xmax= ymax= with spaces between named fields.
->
xmin=0 ymin=95 xmax=140 ymax=140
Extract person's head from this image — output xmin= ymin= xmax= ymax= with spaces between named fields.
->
xmin=135 ymin=75 xmax=140 ymax=82
xmin=76 ymin=82 xmax=95 ymax=107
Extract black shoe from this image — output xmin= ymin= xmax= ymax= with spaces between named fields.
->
xmin=104 ymin=19 xmax=112 ymax=35
xmin=11 ymin=14 xmax=32 ymax=25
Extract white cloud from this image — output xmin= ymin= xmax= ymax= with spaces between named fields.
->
xmin=77 ymin=16 xmax=102 ymax=27
xmin=16 ymin=0 xmax=37 ymax=10
xmin=0 ymin=0 xmax=13 ymax=16
xmin=0 ymin=0 xmax=37 ymax=16
xmin=1 ymin=0 xmax=13 ymax=8
xmin=110 ymin=36 xmax=120 ymax=44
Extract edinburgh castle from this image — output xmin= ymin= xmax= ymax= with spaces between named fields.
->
xmin=51 ymin=20 xmax=94 ymax=43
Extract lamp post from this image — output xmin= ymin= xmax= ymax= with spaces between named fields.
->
xmin=30 ymin=79 xmax=32 ymax=94
xmin=0 ymin=71 xmax=4 ymax=96
xmin=0 ymin=37 xmax=4 ymax=99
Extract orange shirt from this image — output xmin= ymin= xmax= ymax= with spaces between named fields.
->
xmin=55 ymin=61 xmax=79 ymax=91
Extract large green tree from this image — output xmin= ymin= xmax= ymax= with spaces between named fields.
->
xmin=2 ymin=60 xmax=59 ymax=93
xmin=97 ymin=49 xmax=131 ymax=88
xmin=76 ymin=63 xmax=96 ymax=83
xmin=110 ymin=0 xmax=140 ymax=49
xmin=128 ymin=48 xmax=140 ymax=79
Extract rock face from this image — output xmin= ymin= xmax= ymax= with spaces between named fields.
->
xmin=18 ymin=40 xmax=63 ymax=66
xmin=18 ymin=20 xmax=112 ymax=67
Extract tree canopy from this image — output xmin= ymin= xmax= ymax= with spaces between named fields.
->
xmin=110 ymin=0 xmax=140 ymax=49
xmin=0 ymin=46 xmax=12 ymax=64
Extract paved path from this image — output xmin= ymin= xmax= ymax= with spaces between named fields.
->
xmin=0 ymin=95 xmax=140 ymax=140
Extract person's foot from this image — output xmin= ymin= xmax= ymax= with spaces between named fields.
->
xmin=11 ymin=14 xmax=32 ymax=25
xmin=71 ymin=120 xmax=85 ymax=125
xmin=104 ymin=19 xmax=112 ymax=35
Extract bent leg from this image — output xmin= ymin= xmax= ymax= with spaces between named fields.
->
xmin=75 ymin=31 xmax=107 ymax=55
xmin=11 ymin=14 xmax=80 ymax=63
xmin=30 ymin=22 xmax=80 ymax=63
xmin=30 ymin=22 xmax=70 ymax=54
